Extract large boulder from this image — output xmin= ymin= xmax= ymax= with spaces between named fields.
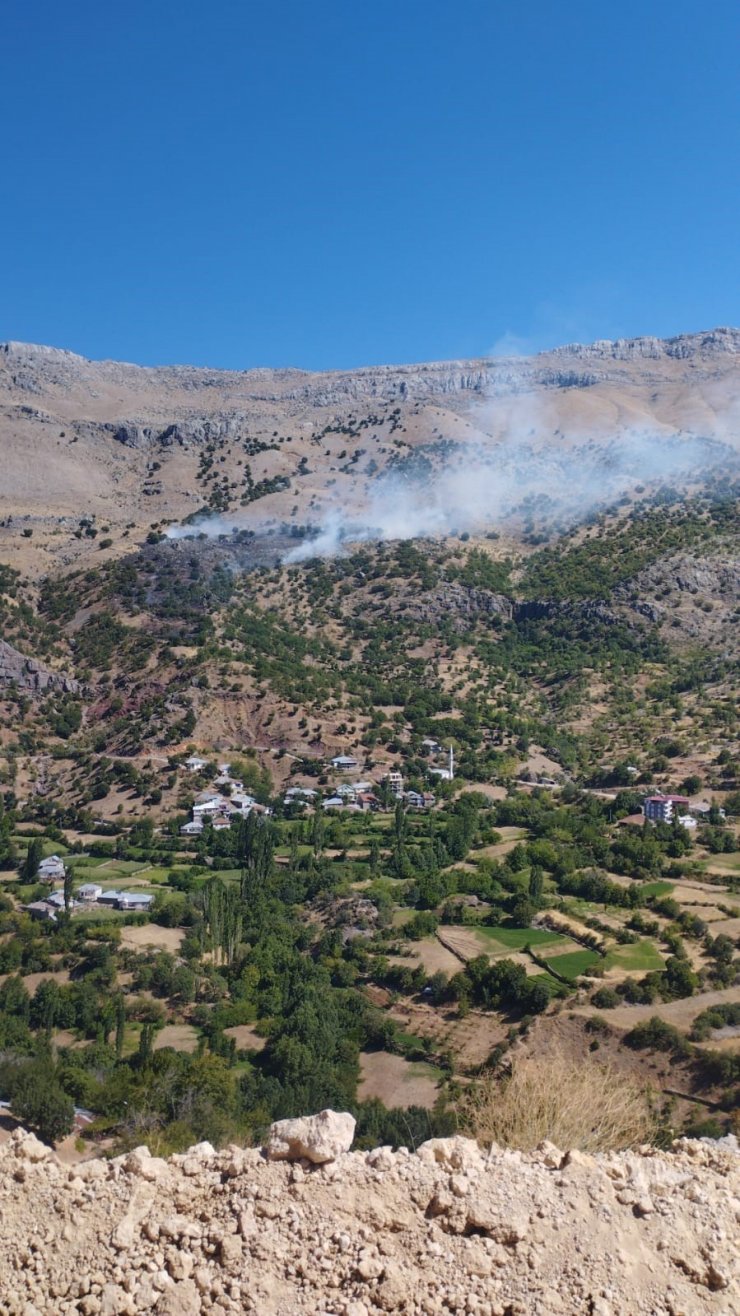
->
xmin=264 ymin=1109 xmax=356 ymax=1164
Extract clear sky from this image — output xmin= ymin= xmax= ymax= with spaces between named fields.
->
xmin=1 ymin=0 xmax=738 ymax=370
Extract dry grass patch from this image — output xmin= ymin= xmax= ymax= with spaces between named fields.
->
xmin=459 ymin=1051 xmax=656 ymax=1153
xmin=120 ymin=924 xmax=185 ymax=952
xmin=359 ymin=1051 xmax=441 ymax=1110
xmin=152 ymin=1024 xmax=198 ymax=1053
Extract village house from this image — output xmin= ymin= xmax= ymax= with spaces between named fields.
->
xmin=46 ymin=891 xmax=78 ymax=911
xmin=385 ymin=770 xmax=404 ymax=798
xmin=405 ymin=790 xmax=435 ymax=809
xmin=643 ymin=794 xmax=690 ymax=824
xmin=229 ymin=791 xmax=256 ymax=812
xmin=77 ymin=883 xmax=103 ymax=902
xmin=180 ymin=819 xmax=204 ymax=835
xmin=116 ymin=892 xmax=154 ymax=911
xmin=283 ymin=786 xmax=318 ymax=808
xmin=330 ymin=754 xmax=359 ymax=773
xmin=25 ymin=900 xmax=58 ymax=922
xmin=322 ymin=795 xmax=345 ymax=810
xmin=692 ymin=802 xmax=726 ymax=820
xmin=184 ymin=755 xmax=209 ymax=773
xmin=37 ymin=855 xmax=66 ymax=883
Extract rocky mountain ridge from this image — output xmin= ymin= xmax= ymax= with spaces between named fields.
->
xmin=2 ymin=328 xmax=739 ymax=412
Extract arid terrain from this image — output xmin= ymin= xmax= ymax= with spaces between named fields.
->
xmin=1 ymin=329 xmax=738 ymax=578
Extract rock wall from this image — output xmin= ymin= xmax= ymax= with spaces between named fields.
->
xmin=1 ymin=1125 xmax=738 ymax=1315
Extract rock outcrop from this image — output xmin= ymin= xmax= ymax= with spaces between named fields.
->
xmin=0 ymin=638 xmax=80 ymax=694
xmin=265 ymin=1109 xmax=357 ymax=1164
xmin=1 ymin=1125 xmax=738 ymax=1314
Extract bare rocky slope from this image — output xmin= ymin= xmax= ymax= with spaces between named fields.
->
xmin=0 ymin=329 xmax=738 ymax=578
xmin=0 ymin=638 xmax=79 ymax=693
xmin=2 ymin=1126 xmax=738 ymax=1316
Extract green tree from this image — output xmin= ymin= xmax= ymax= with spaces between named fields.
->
xmin=115 ymin=994 xmax=126 ymax=1059
xmin=21 ymin=838 xmax=43 ymax=882
xmin=510 ymin=895 xmax=536 ymax=928
xmin=11 ymin=1065 xmax=74 ymax=1144
xmin=528 ymin=866 xmax=545 ymax=904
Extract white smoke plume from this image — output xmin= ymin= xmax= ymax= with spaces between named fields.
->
xmin=283 ymin=429 xmax=736 ymax=563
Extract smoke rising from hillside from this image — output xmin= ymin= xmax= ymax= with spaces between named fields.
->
xmin=283 ymin=431 xmax=735 ymax=562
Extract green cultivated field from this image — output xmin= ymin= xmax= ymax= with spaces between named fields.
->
xmin=637 ymin=881 xmax=675 ymax=898
xmin=545 ymin=949 xmax=601 ymax=979
xmin=479 ymin=925 xmax=566 ymax=950
xmin=604 ymin=940 xmax=665 ymax=972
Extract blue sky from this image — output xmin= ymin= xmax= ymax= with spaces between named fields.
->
xmin=1 ymin=0 xmax=737 ymax=370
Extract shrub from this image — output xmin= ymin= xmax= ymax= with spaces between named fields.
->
xmin=458 ymin=1051 xmax=656 ymax=1153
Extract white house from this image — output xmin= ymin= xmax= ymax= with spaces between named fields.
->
xmin=330 ymin=754 xmax=359 ymax=772
xmin=180 ymin=819 xmax=204 ymax=835
xmin=193 ymin=797 xmax=222 ymax=818
xmin=322 ymin=796 xmax=345 ymax=810
xmin=678 ymin=814 xmax=697 ymax=831
xmin=77 ymin=883 xmax=103 ymax=902
xmin=116 ymin=892 xmax=154 ymax=911
xmin=38 ymin=855 xmax=66 ymax=882
xmin=285 ymin=786 xmax=318 ymax=800
xmin=185 ymin=755 xmax=209 ymax=773
xmin=229 ymin=792 xmax=256 ymax=812
xmin=385 ymin=771 xmax=404 ymax=798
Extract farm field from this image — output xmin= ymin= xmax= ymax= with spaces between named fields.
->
xmin=545 ymin=949 xmax=601 ymax=979
xmin=119 ymin=924 xmax=185 ymax=952
xmin=697 ymin=853 xmax=740 ymax=876
xmin=574 ymin=985 xmax=740 ymax=1032
xmin=602 ymin=940 xmax=666 ymax=973
xmin=389 ymin=939 xmax=461 ymax=976
xmin=479 ymin=925 xmax=565 ymax=950
xmin=358 ymin=1051 xmax=442 ymax=1110
xmin=153 ymin=1024 xmax=199 ymax=1052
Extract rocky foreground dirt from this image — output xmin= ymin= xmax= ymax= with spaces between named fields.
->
xmin=1 ymin=1121 xmax=739 ymax=1316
